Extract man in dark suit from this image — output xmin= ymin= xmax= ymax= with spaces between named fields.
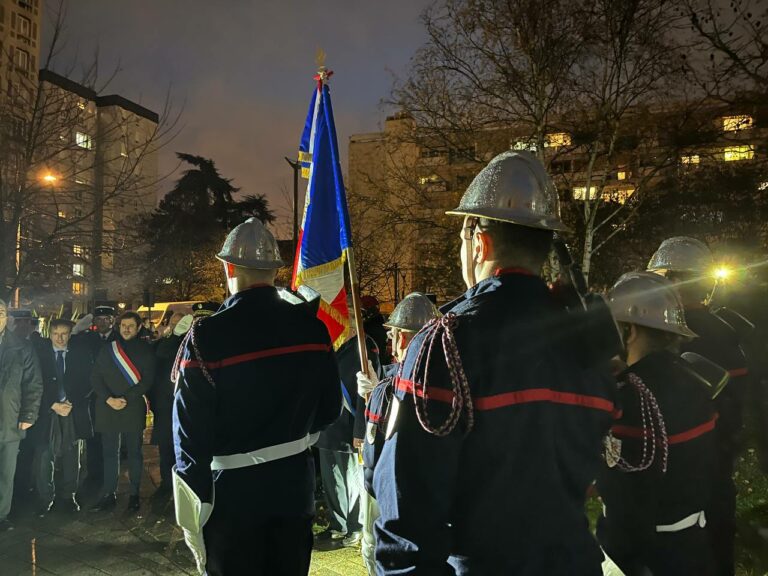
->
xmin=31 ymin=319 xmax=94 ymax=516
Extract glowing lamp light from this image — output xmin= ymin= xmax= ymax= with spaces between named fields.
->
xmin=42 ymin=174 xmax=58 ymax=183
xmin=713 ymin=266 xmax=732 ymax=281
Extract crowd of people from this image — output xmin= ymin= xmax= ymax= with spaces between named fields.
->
xmin=0 ymin=150 xmax=767 ymax=576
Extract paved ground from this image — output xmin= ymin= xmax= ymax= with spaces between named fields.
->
xmin=0 ymin=444 xmax=366 ymax=576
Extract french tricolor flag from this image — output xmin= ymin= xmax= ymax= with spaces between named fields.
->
xmin=291 ymin=67 xmax=351 ymax=348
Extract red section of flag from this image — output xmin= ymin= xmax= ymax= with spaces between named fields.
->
xmin=317 ymin=287 xmax=348 ymax=345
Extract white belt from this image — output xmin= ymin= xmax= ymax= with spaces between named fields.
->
xmin=656 ymin=510 xmax=706 ymax=533
xmin=210 ymin=432 xmax=320 ymax=471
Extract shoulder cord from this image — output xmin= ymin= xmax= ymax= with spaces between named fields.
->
xmin=409 ymin=312 xmax=474 ymax=436
xmin=614 ymin=372 xmax=668 ymax=473
xmin=171 ymin=320 xmax=217 ymax=391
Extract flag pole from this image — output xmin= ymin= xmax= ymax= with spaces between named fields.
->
xmin=346 ymin=247 xmax=371 ymax=378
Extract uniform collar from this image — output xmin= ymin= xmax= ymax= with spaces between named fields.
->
xmin=221 ymin=284 xmax=278 ymax=309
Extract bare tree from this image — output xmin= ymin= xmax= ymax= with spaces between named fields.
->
xmin=0 ymin=0 xmax=181 ymax=308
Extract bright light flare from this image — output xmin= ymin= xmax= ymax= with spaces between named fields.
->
xmin=42 ymin=173 xmax=58 ymax=183
xmin=713 ymin=266 xmax=732 ymax=281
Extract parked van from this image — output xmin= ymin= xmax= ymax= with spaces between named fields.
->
xmin=136 ymin=301 xmax=201 ymax=329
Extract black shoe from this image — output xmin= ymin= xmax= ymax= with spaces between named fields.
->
xmin=36 ymin=500 xmax=54 ymax=518
xmin=60 ymin=495 xmax=80 ymax=513
xmin=128 ymin=495 xmax=140 ymax=511
xmin=0 ymin=519 xmax=14 ymax=532
xmin=89 ymin=494 xmax=116 ymax=512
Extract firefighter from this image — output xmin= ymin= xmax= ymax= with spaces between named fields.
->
xmin=356 ymin=292 xmax=441 ymax=575
xmin=598 ymin=271 xmax=721 ymax=575
xmin=648 ymin=236 xmax=749 ymax=576
xmin=372 ymin=151 xmax=616 ymax=575
xmin=172 ymin=217 xmax=342 ymax=576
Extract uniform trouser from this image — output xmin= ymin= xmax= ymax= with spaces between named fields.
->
xmin=361 ymin=490 xmax=379 ymax=575
xmin=0 ymin=440 xmax=21 ymax=521
xmin=708 ymin=473 xmax=736 ymax=576
xmin=204 ymin=507 xmax=313 ymax=575
xmin=318 ymin=449 xmax=363 ymax=534
xmin=34 ymin=440 xmax=81 ymax=503
xmin=647 ymin=526 xmax=714 ymax=576
xmin=85 ymin=433 xmax=103 ymax=485
xmin=101 ymin=432 xmax=143 ymax=496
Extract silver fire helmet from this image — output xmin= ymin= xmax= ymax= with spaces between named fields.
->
xmin=446 ymin=150 xmax=567 ymax=231
xmin=216 ymin=217 xmax=284 ymax=269
xmin=608 ymin=271 xmax=697 ymax=338
xmin=384 ymin=292 xmax=441 ymax=333
xmin=647 ymin=237 xmax=713 ymax=274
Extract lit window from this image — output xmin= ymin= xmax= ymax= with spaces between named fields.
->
xmin=603 ymin=187 xmax=636 ymax=204
xmin=57 ymin=210 xmax=66 ymax=219
xmin=722 ymin=115 xmax=753 ymax=132
xmin=759 ymin=182 xmax=768 ymax=191
xmin=14 ymin=48 xmax=29 ymax=71
xmin=573 ymin=186 xmax=598 ymax=200
xmin=73 ymin=245 xmax=83 ymax=256
xmin=723 ymin=145 xmax=754 ymax=162
xmin=545 ymin=132 xmax=572 ymax=148
xmin=77 ymin=100 xmax=86 ymax=111
xmin=72 ymin=281 xmax=84 ymax=295
xmin=511 ymin=140 xmax=537 ymax=152
xmin=418 ymin=174 xmax=441 ymax=185
xmin=72 ymin=263 xmax=84 ymax=276
xmin=617 ymin=171 xmax=626 ymax=181
xmin=681 ymin=154 xmax=700 ymax=165
xmin=76 ymin=132 xmax=93 ymax=149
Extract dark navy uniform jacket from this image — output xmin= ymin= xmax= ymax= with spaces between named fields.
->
xmin=596 ymin=351 xmax=717 ymax=576
xmin=363 ymin=363 xmax=397 ymax=495
xmin=173 ymin=286 xmax=342 ymax=517
xmin=373 ymin=271 xmax=615 ymax=575
xmin=682 ymin=306 xmax=747 ymax=468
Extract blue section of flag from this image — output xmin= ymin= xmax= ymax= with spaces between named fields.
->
xmin=298 ymin=87 xmax=318 ymax=174
xmin=298 ymin=83 xmax=352 ymax=272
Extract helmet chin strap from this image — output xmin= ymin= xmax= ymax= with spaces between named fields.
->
xmin=463 ymin=218 xmax=479 ymax=288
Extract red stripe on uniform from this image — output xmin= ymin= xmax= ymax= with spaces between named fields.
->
xmin=611 ymin=414 xmax=718 ymax=445
xmin=180 ymin=343 xmax=331 ymax=370
xmin=365 ymin=408 xmax=381 ymax=423
xmin=395 ymin=378 xmax=614 ymax=413
xmin=728 ymin=367 xmax=748 ymax=377
xmin=668 ymin=414 xmax=718 ymax=445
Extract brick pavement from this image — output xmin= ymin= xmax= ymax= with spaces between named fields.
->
xmin=0 ymin=445 xmax=366 ymax=575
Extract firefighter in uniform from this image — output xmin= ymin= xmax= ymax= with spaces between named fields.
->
xmin=648 ymin=237 xmax=749 ymax=576
xmin=355 ymin=292 xmax=441 ymax=575
xmin=598 ymin=271 xmax=723 ymax=575
xmin=372 ymin=151 xmax=616 ymax=575
xmin=172 ymin=217 xmax=342 ymax=576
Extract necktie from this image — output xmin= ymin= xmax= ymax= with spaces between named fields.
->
xmin=56 ymin=350 xmax=66 ymax=401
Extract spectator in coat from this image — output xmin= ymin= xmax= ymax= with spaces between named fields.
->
xmin=90 ymin=311 xmax=155 ymax=512
xmin=30 ymin=319 xmax=94 ymax=516
xmin=0 ymin=298 xmax=43 ymax=531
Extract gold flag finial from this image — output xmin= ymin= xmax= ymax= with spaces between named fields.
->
xmin=316 ymin=48 xmax=326 ymax=69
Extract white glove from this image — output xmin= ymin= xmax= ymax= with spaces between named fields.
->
xmin=357 ymin=361 xmax=379 ymax=396
xmin=183 ymin=528 xmax=207 ymax=574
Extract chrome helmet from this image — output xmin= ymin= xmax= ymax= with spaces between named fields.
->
xmin=216 ymin=217 xmax=284 ymax=269
xmin=647 ymin=237 xmax=713 ymax=275
xmin=446 ymin=150 xmax=566 ymax=231
xmin=384 ymin=292 xmax=441 ymax=333
xmin=608 ymin=271 xmax=697 ymax=338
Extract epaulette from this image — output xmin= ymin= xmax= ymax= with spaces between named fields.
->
xmin=713 ymin=307 xmax=755 ymax=341
xmin=680 ymin=352 xmax=729 ymax=399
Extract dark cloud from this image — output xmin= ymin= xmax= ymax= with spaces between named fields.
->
xmin=43 ymin=0 xmax=430 ymax=235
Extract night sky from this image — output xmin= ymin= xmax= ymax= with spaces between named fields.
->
xmin=42 ymin=0 xmax=430 ymax=235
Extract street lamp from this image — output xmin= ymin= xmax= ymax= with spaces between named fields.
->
xmin=13 ymin=173 xmax=60 ymax=307
xmin=284 ymin=157 xmax=300 ymax=257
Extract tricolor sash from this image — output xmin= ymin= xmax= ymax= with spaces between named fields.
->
xmin=110 ymin=341 xmax=142 ymax=387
